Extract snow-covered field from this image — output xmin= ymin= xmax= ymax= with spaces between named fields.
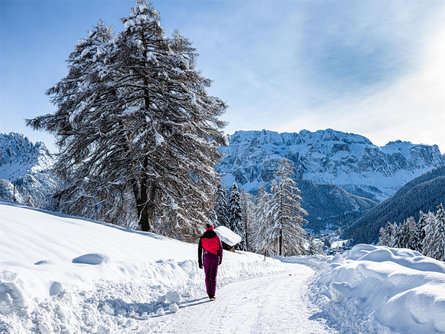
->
xmin=2 ymin=199 xmax=445 ymax=334
xmin=0 ymin=200 xmax=285 ymax=333
xmin=309 ymin=244 xmax=445 ymax=333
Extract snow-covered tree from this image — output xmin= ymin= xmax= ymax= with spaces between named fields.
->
xmin=423 ymin=204 xmax=445 ymax=261
xmin=412 ymin=211 xmax=427 ymax=252
xmin=378 ymin=222 xmax=392 ymax=246
xmin=387 ymin=222 xmax=399 ymax=247
xmin=229 ymin=182 xmax=245 ymax=249
xmin=397 ymin=218 xmax=412 ymax=249
xmin=214 ymin=184 xmax=230 ymax=228
xmin=307 ymin=234 xmax=324 ymax=255
xmin=404 ymin=216 xmax=417 ymax=250
xmin=262 ymin=158 xmax=308 ymax=256
xmin=240 ymin=189 xmax=255 ymax=251
xmin=27 ymin=1 xmax=226 ymax=241
xmin=254 ymin=186 xmax=271 ymax=253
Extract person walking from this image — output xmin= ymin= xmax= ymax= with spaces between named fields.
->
xmin=198 ymin=223 xmax=223 ymax=300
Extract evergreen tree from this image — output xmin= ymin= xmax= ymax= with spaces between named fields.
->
xmin=422 ymin=211 xmax=438 ymax=258
xmin=254 ymin=186 xmax=271 ymax=254
xmin=378 ymin=222 xmax=392 ymax=246
xmin=405 ymin=216 xmax=417 ymax=250
xmin=423 ymin=204 xmax=445 ymax=261
xmin=214 ymin=184 xmax=230 ymax=228
xmin=27 ymin=1 xmax=226 ymax=241
xmin=240 ymin=189 xmax=255 ymax=251
xmin=308 ymin=234 xmax=323 ymax=255
xmin=263 ymin=158 xmax=308 ymax=256
xmin=397 ymin=219 xmax=412 ymax=248
xmin=388 ymin=222 xmax=399 ymax=247
xmin=229 ymin=182 xmax=244 ymax=249
xmin=412 ymin=211 xmax=427 ymax=252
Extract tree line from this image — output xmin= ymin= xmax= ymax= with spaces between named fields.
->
xmin=379 ymin=204 xmax=445 ymax=261
xmin=215 ymin=158 xmax=322 ymax=256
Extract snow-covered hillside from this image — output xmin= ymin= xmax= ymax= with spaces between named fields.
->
xmin=0 ymin=200 xmax=284 ymax=333
xmin=217 ymin=129 xmax=445 ymax=202
xmin=0 ymin=133 xmax=57 ymax=208
xmin=344 ymin=165 xmax=445 ymax=244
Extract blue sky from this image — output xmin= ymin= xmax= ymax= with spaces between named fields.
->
xmin=1 ymin=0 xmax=444 ymax=153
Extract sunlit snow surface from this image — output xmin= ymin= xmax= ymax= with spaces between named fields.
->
xmin=0 ymin=200 xmax=284 ymax=333
xmin=1 ymin=200 xmax=444 ymax=333
xmin=308 ymin=244 xmax=445 ymax=333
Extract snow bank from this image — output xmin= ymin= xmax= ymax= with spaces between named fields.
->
xmin=0 ymin=200 xmax=284 ymax=333
xmin=311 ymin=244 xmax=445 ymax=334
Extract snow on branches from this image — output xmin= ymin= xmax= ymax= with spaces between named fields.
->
xmin=27 ymin=0 xmax=226 ymax=241
xmin=379 ymin=204 xmax=445 ymax=261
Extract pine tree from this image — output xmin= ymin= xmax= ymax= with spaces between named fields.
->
xmin=388 ymin=222 xmax=399 ymax=247
xmin=263 ymin=158 xmax=308 ymax=256
xmin=229 ymin=182 xmax=244 ymax=249
xmin=27 ymin=1 xmax=226 ymax=241
xmin=412 ymin=211 xmax=427 ymax=252
xmin=214 ymin=184 xmax=230 ymax=228
xmin=405 ymin=216 xmax=417 ymax=250
xmin=397 ymin=218 xmax=412 ymax=248
xmin=422 ymin=211 xmax=438 ymax=258
xmin=254 ymin=186 xmax=271 ymax=254
xmin=378 ymin=222 xmax=392 ymax=246
xmin=240 ymin=189 xmax=255 ymax=251
xmin=308 ymin=234 xmax=324 ymax=255
xmin=422 ymin=204 xmax=445 ymax=261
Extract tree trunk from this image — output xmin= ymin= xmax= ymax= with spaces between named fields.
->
xmin=134 ymin=181 xmax=150 ymax=231
xmin=279 ymin=229 xmax=283 ymax=256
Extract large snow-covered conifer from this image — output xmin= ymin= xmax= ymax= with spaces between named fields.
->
xmin=255 ymin=186 xmax=271 ymax=254
xmin=263 ymin=158 xmax=308 ymax=256
xmin=27 ymin=1 xmax=226 ymax=240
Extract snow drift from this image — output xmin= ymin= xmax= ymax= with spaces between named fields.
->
xmin=0 ymin=200 xmax=284 ymax=333
xmin=311 ymin=244 xmax=445 ymax=333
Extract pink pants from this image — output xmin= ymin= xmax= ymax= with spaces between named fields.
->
xmin=203 ymin=251 xmax=219 ymax=297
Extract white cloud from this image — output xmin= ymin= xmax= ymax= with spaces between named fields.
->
xmin=229 ymin=1 xmax=444 ymax=154
xmin=286 ymin=22 xmax=445 ymax=153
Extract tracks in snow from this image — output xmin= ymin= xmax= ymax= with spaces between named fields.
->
xmin=147 ymin=263 xmax=337 ymax=334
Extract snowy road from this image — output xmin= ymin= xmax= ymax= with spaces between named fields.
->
xmin=147 ymin=263 xmax=337 ymax=334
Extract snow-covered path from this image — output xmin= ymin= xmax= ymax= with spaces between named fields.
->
xmin=145 ymin=263 xmax=337 ymax=334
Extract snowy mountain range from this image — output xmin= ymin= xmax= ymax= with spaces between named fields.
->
xmin=0 ymin=133 xmax=57 ymax=208
xmin=217 ymin=129 xmax=445 ymax=202
xmin=2 ymin=130 xmax=443 ymax=234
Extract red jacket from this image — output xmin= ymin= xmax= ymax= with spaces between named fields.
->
xmin=198 ymin=227 xmax=223 ymax=267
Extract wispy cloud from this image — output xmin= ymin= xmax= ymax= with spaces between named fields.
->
xmin=209 ymin=1 xmax=445 ymax=152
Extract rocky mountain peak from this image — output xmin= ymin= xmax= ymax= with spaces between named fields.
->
xmin=217 ymin=129 xmax=445 ymax=202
